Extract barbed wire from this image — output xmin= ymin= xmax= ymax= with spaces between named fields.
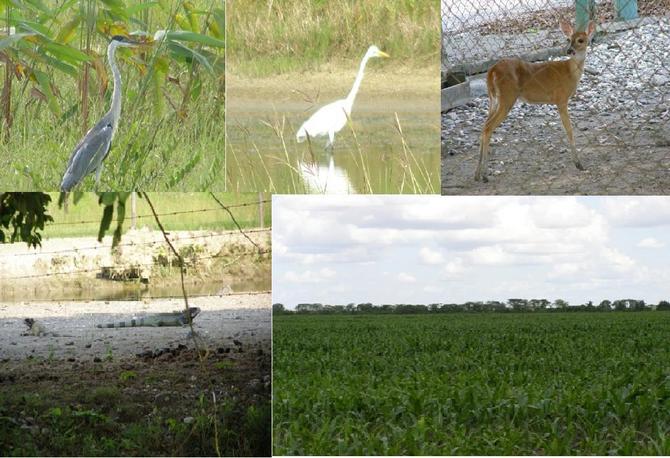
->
xmin=49 ymin=199 xmax=270 ymax=226
xmin=0 ymin=290 xmax=273 ymax=304
xmin=0 ymin=228 xmax=272 ymax=258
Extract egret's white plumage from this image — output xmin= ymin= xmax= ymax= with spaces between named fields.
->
xmin=296 ymin=45 xmax=389 ymax=149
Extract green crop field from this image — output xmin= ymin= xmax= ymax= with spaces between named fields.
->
xmin=273 ymin=312 xmax=670 ymax=455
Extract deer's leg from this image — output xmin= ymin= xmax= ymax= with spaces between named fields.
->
xmin=476 ymin=96 xmax=515 ymax=182
xmin=558 ymin=103 xmax=584 ymax=171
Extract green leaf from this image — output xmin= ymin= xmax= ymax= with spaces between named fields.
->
xmin=55 ymin=17 xmax=81 ymax=44
xmin=32 ymin=69 xmax=60 ymax=116
xmin=99 ymin=192 xmax=117 ymax=207
xmin=169 ymin=41 xmax=213 ymax=73
xmin=113 ymin=199 xmax=125 ymax=247
xmin=126 ymin=1 xmax=159 ymax=16
xmin=97 ymin=204 xmax=114 ymax=243
xmin=166 ymin=30 xmax=224 ymax=48
xmin=42 ymin=41 xmax=91 ymax=64
xmin=0 ymin=33 xmax=34 ymax=50
xmin=168 ymin=150 xmax=201 ymax=188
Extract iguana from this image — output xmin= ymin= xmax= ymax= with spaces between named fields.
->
xmin=96 ymin=307 xmax=201 ymax=328
xmin=22 ymin=318 xmax=73 ymax=337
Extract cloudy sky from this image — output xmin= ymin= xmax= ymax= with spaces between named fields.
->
xmin=272 ymin=196 xmax=670 ymax=308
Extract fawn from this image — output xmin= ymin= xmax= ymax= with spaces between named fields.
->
xmin=475 ymin=20 xmax=597 ymax=182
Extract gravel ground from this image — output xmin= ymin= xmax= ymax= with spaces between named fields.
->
xmin=0 ymin=294 xmax=270 ymax=361
xmin=442 ymin=18 xmax=670 ymax=194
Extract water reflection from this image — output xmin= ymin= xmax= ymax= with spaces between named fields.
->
xmin=0 ymin=278 xmax=270 ymax=303
xmin=299 ymin=154 xmax=356 ymax=194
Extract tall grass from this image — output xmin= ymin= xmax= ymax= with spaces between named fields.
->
xmin=227 ymin=0 xmax=439 ymax=76
xmin=0 ymin=0 xmax=224 ymax=190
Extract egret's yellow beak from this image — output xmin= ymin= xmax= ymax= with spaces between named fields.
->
xmin=377 ymin=51 xmax=390 ymax=58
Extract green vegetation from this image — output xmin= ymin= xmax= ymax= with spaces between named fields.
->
xmin=44 ymin=192 xmax=270 ymax=239
xmin=1 ymin=0 xmax=224 ymax=190
xmin=274 ymin=312 xmax=670 ymax=455
xmin=0 ymin=192 xmax=53 ymax=247
xmin=274 ymin=298 xmax=667 ymax=313
xmin=0 ymin=356 xmax=271 ymax=456
xmin=227 ymin=0 xmax=439 ymax=76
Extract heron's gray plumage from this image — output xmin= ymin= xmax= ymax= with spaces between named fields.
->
xmin=60 ymin=36 xmax=138 ymax=191
xmin=61 ymin=117 xmax=114 ymax=191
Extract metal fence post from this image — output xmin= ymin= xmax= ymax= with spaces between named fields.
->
xmin=259 ymin=192 xmax=264 ymax=229
xmin=614 ymin=0 xmax=638 ymax=20
xmin=575 ymin=0 xmax=595 ymax=31
xmin=131 ymin=192 xmax=137 ymax=230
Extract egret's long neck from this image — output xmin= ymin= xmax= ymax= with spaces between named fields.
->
xmin=345 ymin=54 xmax=372 ymax=108
xmin=108 ymin=42 xmax=122 ymax=127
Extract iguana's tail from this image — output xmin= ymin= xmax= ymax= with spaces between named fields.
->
xmin=96 ymin=318 xmax=143 ymax=328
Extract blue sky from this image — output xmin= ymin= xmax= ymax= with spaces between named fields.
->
xmin=272 ymin=196 xmax=670 ymax=308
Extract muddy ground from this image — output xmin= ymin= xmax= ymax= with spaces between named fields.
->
xmin=442 ymin=19 xmax=670 ymax=195
xmin=0 ymin=294 xmax=271 ymax=456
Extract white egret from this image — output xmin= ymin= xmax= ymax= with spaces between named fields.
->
xmin=296 ymin=45 xmax=389 ymax=150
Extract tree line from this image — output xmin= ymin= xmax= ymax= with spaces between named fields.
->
xmin=273 ymin=299 xmax=670 ymax=314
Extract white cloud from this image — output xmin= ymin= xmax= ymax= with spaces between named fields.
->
xmin=444 ymin=257 xmax=466 ymax=277
xmin=419 ymin=247 xmax=444 ymax=265
xmin=637 ymin=237 xmax=665 ymax=248
xmin=283 ymin=268 xmax=336 ymax=284
xmin=470 ymin=245 xmax=514 ymax=265
xmin=603 ymin=197 xmax=670 ymax=227
xmin=273 ymin=196 xmax=670 ymax=307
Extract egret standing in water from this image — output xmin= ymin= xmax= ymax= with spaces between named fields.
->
xmin=60 ymin=35 xmax=141 ymax=191
xmin=296 ymin=45 xmax=389 ymax=150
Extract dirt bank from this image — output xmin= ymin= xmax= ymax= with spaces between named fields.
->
xmin=0 ymin=228 xmax=271 ymax=302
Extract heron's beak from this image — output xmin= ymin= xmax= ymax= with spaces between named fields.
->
xmin=378 ymin=51 xmax=390 ymax=58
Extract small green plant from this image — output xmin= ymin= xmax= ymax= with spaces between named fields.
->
xmin=215 ymin=360 xmax=235 ymax=370
xmin=118 ymin=370 xmax=137 ymax=382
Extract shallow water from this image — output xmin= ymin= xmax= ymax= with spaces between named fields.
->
xmin=226 ymin=76 xmax=440 ymax=194
xmin=0 ymin=277 xmax=270 ymax=303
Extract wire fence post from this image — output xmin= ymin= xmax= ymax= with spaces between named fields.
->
xmin=130 ymin=192 xmax=137 ymax=230
xmin=259 ymin=192 xmax=264 ymax=229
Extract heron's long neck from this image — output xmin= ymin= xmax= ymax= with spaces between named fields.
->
xmin=345 ymin=54 xmax=372 ymax=108
xmin=108 ymin=43 xmax=122 ymax=127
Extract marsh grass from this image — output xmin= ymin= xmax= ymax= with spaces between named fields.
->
xmin=227 ymin=0 xmax=439 ymax=77
xmin=227 ymin=111 xmax=439 ymax=194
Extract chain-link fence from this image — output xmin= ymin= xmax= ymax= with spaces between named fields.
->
xmin=442 ymin=0 xmax=670 ymax=194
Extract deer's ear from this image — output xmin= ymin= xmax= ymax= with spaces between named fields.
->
xmin=586 ymin=21 xmax=596 ymax=36
xmin=559 ymin=20 xmax=574 ymax=37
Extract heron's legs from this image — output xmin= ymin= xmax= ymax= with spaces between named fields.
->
xmin=95 ymin=165 xmax=104 ymax=190
xmin=325 ymin=131 xmax=335 ymax=152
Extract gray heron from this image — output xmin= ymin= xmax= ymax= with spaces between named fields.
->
xmin=60 ymin=35 xmax=141 ymax=191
